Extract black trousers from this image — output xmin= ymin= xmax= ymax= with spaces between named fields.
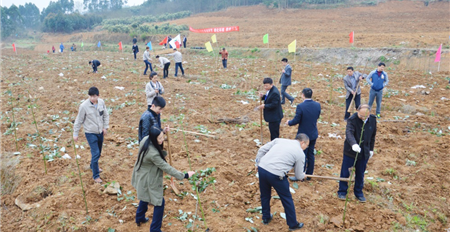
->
xmin=345 ymin=93 xmax=361 ymax=120
xmin=163 ymin=63 xmax=170 ymax=78
xmin=268 ymin=121 xmax=280 ymax=141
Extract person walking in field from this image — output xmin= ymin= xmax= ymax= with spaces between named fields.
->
xmin=132 ymin=43 xmax=139 ymax=60
xmin=89 ymin=60 xmax=101 ymax=73
xmin=219 ymin=48 xmax=228 ymax=68
xmin=73 ymin=87 xmax=110 ymax=184
xmin=155 ymin=55 xmax=170 ymax=79
xmin=132 ymin=126 xmax=195 ymax=230
xmin=143 ymin=46 xmax=153 ymax=75
xmin=366 ymin=62 xmax=389 ymax=118
xmin=255 ymin=133 xmax=309 ymax=231
xmin=52 ymin=45 xmax=55 ymax=53
xmin=167 ymin=48 xmax=184 ymax=77
xmin=183 ymin=35 xmax=187 ymax=48
xmin=280 ymin=58 xmax=295 ymax=105
xmin=145 ymin=72 xmax=165 ymax=109
xmin=337 ymin=104 xmax=377 ymax=202
xmin=258 ymin=77 xmax=283 ymax=141
xmin=133 ymin=36 xmax=138 ymax=45
xmin=60 ymin=43 xmax=64 ymax=53
xmin=343 ymin=67 xmax=366 ymax=120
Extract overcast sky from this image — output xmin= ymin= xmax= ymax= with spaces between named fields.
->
xmin=2 ymin=0 xmax=146 ymax=11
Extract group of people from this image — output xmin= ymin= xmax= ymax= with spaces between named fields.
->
xmin=51 ymin=43 xmax=77 ymax=53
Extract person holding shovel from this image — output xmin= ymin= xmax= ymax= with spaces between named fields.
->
xmin=155 ymin=55 xmax=171 ymax=79
xmin=132 ymin=126 xmax=195 ymax=230
xmin=344 ymin=67 xmax=366 ymax=121
xmin=255 ymin=133 xmax=309 ymax=231
xmin=89 ymin=60 xmax=101 ymax=73
xmin=258 ymin=77 xmax=283 ymax=141
xmin=138 ymin=96 xmax=168 ymax=142
xmin=337 ymin=104 xmax=377 ymax=202
xmin=73 ymin=87 xmax=110 ymax=184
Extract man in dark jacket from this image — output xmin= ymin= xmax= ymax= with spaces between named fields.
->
xmin=89 ymin=60 xmax=101 ymax=73
xmin=279 ymin=58 xmax=295 ymax=105
xmin=258 ymin=77 xmax=283 ymax=141
xmin=366 ymin=62 xmax=389 ymax=118
xmin=132 ymin=44 xmax=139 ymax=60
xmin=338 ymin=104 xmax=377 ymax=202
xmin=138 ymin=96 xmax=168 ymax=142
xmin=286 ymin=88 xmax=321 ymax=180
xmin=133 ymin=36 xmax=137 ymax=44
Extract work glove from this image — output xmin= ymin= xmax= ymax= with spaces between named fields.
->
xmin=369 ymin=151 xmax=374 ymax=159
xmin=352 ymin=144 xmax=361 ymax=153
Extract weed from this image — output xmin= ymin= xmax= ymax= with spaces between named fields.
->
xmin=406 ymin=159 xmax=416 ymax=166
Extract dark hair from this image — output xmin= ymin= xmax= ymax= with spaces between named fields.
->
xmin=173 ymin=48 xmax=177 ymax=51
xmin=155 ymin=55 xmax=160 ymax=58
xmin=88 ymin=87 xmax=99 ymax=96
xmin=302 ymin=88 xmax=313 ymax=98
xmin=347 ymin=67 xmax=354 ymax=71
xmin=135 ymin=127 xmax=166 ymax=171
xmin=152 ymin=96 xmax=166 ymax=108
xmin=146 ymin=46 xmax=149 ymax=49
xmin=281 ymin=58 xmax=288 ymax=62
xmin=149 ymin=71 xmax=158 ymax=79
xmin=88 ymin=61 xmax=92 ymax=64
xmin=263 ymin=77 xmax=273 ymax=84
xmin=295 ymin=133 xmax=309 ymax=142
xmin=222 ymin=48 xmax=226 ymax=50
xmin=378 ymin=62 xmax=385 ymax=67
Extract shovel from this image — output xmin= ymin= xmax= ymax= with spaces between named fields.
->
xmin=288 ymin=169 xmax=355 ymax=182
xmin=166 ymin=132 xmax=180 ymax=195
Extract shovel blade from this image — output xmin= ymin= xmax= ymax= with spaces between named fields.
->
xmin=170 ymin=177 xmax=180 ymax=195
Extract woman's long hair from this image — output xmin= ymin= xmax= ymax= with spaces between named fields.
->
xmin=135 ymin=126 xmax=166 ymax=171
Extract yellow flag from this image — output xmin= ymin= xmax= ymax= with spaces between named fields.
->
xmin=211 ymin=34 xmax=217 ymax=43
xmin=205 ymin=41 xmax=213 ymax=52
xmin=288 ymin=40 xmax=296 ymax=53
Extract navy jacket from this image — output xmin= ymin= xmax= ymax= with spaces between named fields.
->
xmin=132 ymin=45 xmax=139 ymax=53
xmin=366 ymin=70 xmax=389 ymax=91
xmin=279 ymin=64 xmax=292 ymax=86
xmin=261 ymin=86 xmax=283 ymax=123
xmin=92 ymin=60 xmax=101 ymax=68
xmin=288 ymin=99 xmax=321 ymax=140
xmin=343 ymin=113 xmax=377 ymax=160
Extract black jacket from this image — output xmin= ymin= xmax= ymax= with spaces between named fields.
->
xmin=92 ymin=60 xmax=101 ymax=67
xmin=344 ymin=113 xmax=377 ymax=160
xmin=132 ymin=45 xmax=139 ymax=53
xmin=261 ymin=86 xmax=283 ymax=123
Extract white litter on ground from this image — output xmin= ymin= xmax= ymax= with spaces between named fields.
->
xmin=115 ymin=86 xmax=125 ymax=90
xmin=62 ymin=154 xmax=71 ymax=159
xmin=411 ymin=85 xmax=426 ymax=89
xmin=240 ymin=100 xmax=249 ymax=105
xmin=101 ymin=76 xmax=107 ymax=79
xmin=253 ymin=139 xmax=262 ymax=146
xmin=328 ymin=133 xmax=342 ymax=139
xmin=59 ymin=73 xmax=64 ymax=77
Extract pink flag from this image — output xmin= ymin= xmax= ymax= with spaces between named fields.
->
xmin=434 ymin=44 xmax=442 ymax=62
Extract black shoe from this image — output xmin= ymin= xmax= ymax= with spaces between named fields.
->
xmin=290 ymin=99 xmax=295 ymax=105
xmin=289 ymin=222 xmax=304 ymax=231
xmin=263 ymin=214 xmax=273 ymax=225
xmin=281 ymin=102 xmax=285 ymax=105
xmin=356 ymin=196 xmax=366 ymax=203
xmin=338 ymin=194 xmax=346 ymax=201
xmin=136 ymin=217 xmax=149 ymax=226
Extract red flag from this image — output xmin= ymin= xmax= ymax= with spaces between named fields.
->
xmin=434 ymin=44 xmax=442 ymax=62
xmin=159 ymin=37 xmax=168 ymax=45
xmin=349 ymin=31 xmax=354 ymax=43
xmin=12 ymin=43 xmax=16 ymax=52
xmin=118 ymin=41 xmax=122 ymax=50
xmin=175 ymin=41 xmax=180 ymax=49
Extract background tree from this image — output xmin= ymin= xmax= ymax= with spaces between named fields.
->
xmin=19 ymin=3 xmax=40 ymax=28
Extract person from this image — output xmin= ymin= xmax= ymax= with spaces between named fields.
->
xmin=146 ymin=72 xmax=165 ymax=109
xmin=155 ymin=55 xmax=170 ymax=79
xmin=344 ymin=67 xmax=366 ymax=120
xmin=280 ymin=58 xmax=295 ymax=105
xmin=255 ymin=133 xmax=309 ymax=231
xmin=258 ymin=77 xmax=283 ymax=141
xmin=286 ymin=88 xmax=321 ymax=181
xmin=183 ymin=35 xmax=187 ymax=48
xmin=73 ymin=44 xmax=77 ymax=51
xmin=167 ymin=35 xmax=172 ymax=49
xmin=60 ymin=43 xmax=64 ymax=53
xmin=167 ymin=48 xmax=184 ymax=77
xmin=132 ymin=126 xmax=195 ymax=230
xmin=143 ymin=46 xmax=153 ymax=75
xmin=73 ymin=87 xmax=110 ymax=183
xmin=337 ymin=104 xmax=377 ymax=202
xmin=133 ymin=36 xmax=138 ymax=45
xmin=138 ymin=96 xmax=168 ymax=142
xmin=71 ymin=45 xmax=74 ymax=52
xmin=89 ymin=60 xmax=101 ymax=73
xmin=219 ymin=48 xmax=228 ymax=68
xmin=132 ymin=43 xmax=139 ymax=60
xmin=52 ymin=46 xmax=55 ymax=53
xmin=366 ymin=63 xmax=389 ymax=118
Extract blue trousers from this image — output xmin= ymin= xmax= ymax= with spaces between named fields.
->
xmin=85 ymin=133 xmax=103 ymax=179
xmin=338 ymin=154 xmax=369 ymax=198
xmin=344 ymin=93 xmax=361 ymax=120
xmin=144 ymin=60 xmax=153 ymax=75
xmin=368 ymin=88 xmax=383 ymax=115
xmin=303 ymin=139 xmax=316 ymax=175
xmin=136 ymin=199 xmax=165 ymax=232
xmin=222 ymin=59 xmax=227 ymax=68
xmin=280 ymin=85 xmax=294 ymax=104
xmin=175 ymin=62 xmax=184 ymax=76
xmin=258 ymin=167 xmax=299 ymax=228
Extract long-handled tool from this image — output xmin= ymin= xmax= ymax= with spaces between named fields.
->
xmin=169 ymin=128 xmax=217 ymax=138
xmin=347 ymin=60 xmax=369 ymax=113
xmin=288 ymin=172 xmax=355 ymax=182
xmin=166 ymin=132 xmax=180 ymax=195
xmin=260 ymin=99 xmax=263 ymax=144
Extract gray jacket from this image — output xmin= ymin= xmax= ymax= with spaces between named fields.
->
xmin=73 ymin=98 xmax=109 ymax=137
xmin=279 ymin=64 xmax=292 ymax=86
xmin=168 ymin=51 xmax=182 ymax=63
xmin=343 ymin=71 xmax=366 ymax=99
xmin=145 ymin=81 xmax=165 ymax=106
xmin=256 ymin=138 xmax=305 ymax=180
xmin=143 ymin=50 xmax=151 ymax=61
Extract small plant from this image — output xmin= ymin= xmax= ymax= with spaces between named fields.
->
xmin=406 ymin=159 xmax=416 ymax=166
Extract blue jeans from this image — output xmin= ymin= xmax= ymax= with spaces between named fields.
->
xmin=144 ymin=60 xmax=153 ymax=75
xmin=135 ymin=199 xmax=165 ymax=232
xmin=303 ymin=139 xmax=316 ymax=175
xmin=345 ymin=93 xmax=361 ymax=120
xmin=368 ymin=88 xmax=383 ymax=115
xmin=175 ymin=62 xmax=184 ymax=76
xmin=85 ymin=133 xmax=103 ymax=179
xmin=281 ymin=85 xmax=294 ymax=104
xmin=258 ymin=167 xmax=299 ymax=228
xmin=338 ymin=154 xmax=369 ymax=198
xmin=222 ymin=59 xmax=227 ymax=68
xmin=92 ymin=64 xmax=98 ymax=73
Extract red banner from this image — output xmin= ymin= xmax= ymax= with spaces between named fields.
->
xmin=189 ymin=26 xmax=239 ymax=33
